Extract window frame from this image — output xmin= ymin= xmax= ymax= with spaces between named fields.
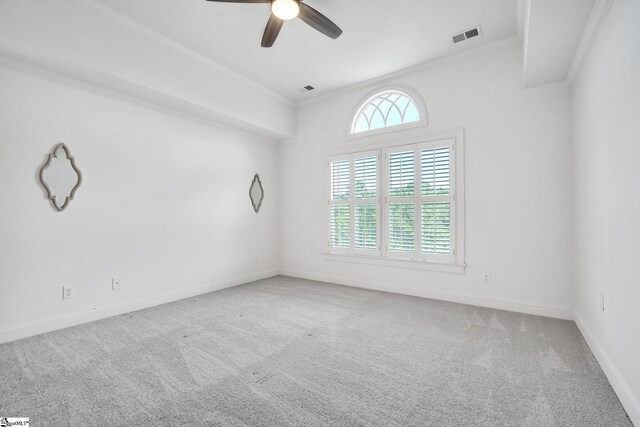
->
xmin=347 ymin=87 xmax=428 ymax=140
xmin=326 ymin=128 xmax=465 ymax=273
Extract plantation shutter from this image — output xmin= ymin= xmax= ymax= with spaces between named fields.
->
xmin=354 ymin=155 xmax=378 ymax=252
xmin=328 ymin=136 xmax=459 ymax=264
xmin=328 ymin=152 xmax=380 ymax=255
xmin=419 ymin=142 xmax=455 ymax=261
xmin=331 ymin=160 xmax=350 ymax=201
xmin=384 ymin=140 xmax=456 ymax=262
xmin=329 ymin=159 xmax=350 ymax=250
xmin=387 ymin=150 xmax=416 ymax=256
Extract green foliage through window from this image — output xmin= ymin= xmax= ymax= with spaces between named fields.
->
xmin=355 ymin=205 xmax=377 ymax=249
xmin=330 ymin=205 xmax=350 ymax=248
xmin=389 ymin=203 xmax=414 ymax=251
xmin=422 ymin=202 xmax=450 ymax=254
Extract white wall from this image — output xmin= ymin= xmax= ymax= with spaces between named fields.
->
xmin=280 ymin=44 xmax=575 ymax=318
xmin=0 ymin=66 xmax=279 ymax=342
xmin=573 ymin=0 xmax=640 ymax=423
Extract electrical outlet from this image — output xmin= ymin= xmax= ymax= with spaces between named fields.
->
xmin=62 ymin=286 xmax=75 ymax=300
xmin=112 ymin=278 xmax=122 ymax=291
xmin=482 ymin=273 xmax=492 ymax=284
xmin=254 ymin=257 xmax=259 ymax=265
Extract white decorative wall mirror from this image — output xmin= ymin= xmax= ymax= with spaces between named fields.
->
xmin=249 ymin=174 xmax=264 ymax=213
xmin=39 ymin=143 xmax=82 ymax=211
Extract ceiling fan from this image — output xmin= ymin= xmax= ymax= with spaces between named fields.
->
xmin=205 ymin=0 xmax=343 ymax=47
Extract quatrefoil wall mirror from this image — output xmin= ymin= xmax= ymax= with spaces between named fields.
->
xmin=249 ymin=174 xmax=264 ymax=213
xmin=39 ymin=143 xmax=82 ymax=211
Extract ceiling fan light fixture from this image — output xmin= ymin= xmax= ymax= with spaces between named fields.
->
xmin=271 ymin=0 xmax=300 ymax=20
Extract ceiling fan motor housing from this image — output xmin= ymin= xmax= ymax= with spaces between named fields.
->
xmin=205 ymin=0 xmax=343 ymax=48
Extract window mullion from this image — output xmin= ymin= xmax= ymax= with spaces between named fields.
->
xmin=349 ymin=157 xmax=355 ymax=254
xmin=419 ymin=195 xmax=450 ymax=203
xmin=387 ymin=196 xmax=414 ymax=203
xmin=382 ymin=151 xmax=389 ymax=257
xmin=449 ymin=143 xmax=456 ymax=260
xmin=414 ymin=147 xmax=421 ymax=260
xmin=377 ymin=152 xmax=382 ymax=255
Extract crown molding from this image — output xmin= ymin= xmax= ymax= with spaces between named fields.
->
xmin=522 ymin=0 xmax=614 ymax=94
xmin=296 ymin=36 xmax=522 ymax=109
xmin=0 ymin=37 xmax=286 ymax=143
xmin=566 ymin=0 xmax=615 ymax=85
xmin=70 ymin=0 xmax=294 ymax=108
xmin=522 ymin=81 xmax=571 ymax=96
xmin=323 ymin=0 xmax=610 ymax=100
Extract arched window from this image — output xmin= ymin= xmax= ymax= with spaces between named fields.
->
xmin=351 ymin=89 xmax=424 ymax=135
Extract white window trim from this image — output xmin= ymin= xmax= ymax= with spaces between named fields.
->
xmin=325 ymin=127 xmax=465 ymax=273
xmin=323 ymin=252 xmax=466 ymax=274
xmin=347 ymin=86 xmax=428 ymax=141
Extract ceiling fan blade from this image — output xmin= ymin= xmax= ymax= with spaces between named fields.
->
xmin=205 ymin=0 xmax=269 ymax=3
xmin=298 ymin=2 xmax=343 ymax=39
xmin=261 ymin=14 xmax=284 ymax=47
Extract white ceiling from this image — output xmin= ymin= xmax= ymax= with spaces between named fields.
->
xmin=91 ymin=0 xmax=518 ymax=101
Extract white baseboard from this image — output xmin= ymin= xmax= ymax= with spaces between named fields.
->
xmin=280 ymin=270 xmax=640 ymax=423
xmin=4 ymin=268 xmax=636 ymax=424
xmin=279 ymin=269 xmax=573 ymax=320
xmin=0 ymin=269 xmax=279 ymax=344
xmin=574 ymin=313 xmax=640 ymax=426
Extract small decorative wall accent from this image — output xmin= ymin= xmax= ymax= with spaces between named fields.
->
xmin=249 ymin=174 xmax=264 ymax=213
xmin=39 ymin=143 xmax=82 ymax=211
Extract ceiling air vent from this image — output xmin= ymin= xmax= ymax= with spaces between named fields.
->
xmin=451 ymin=26 xmax=481 ymax=43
